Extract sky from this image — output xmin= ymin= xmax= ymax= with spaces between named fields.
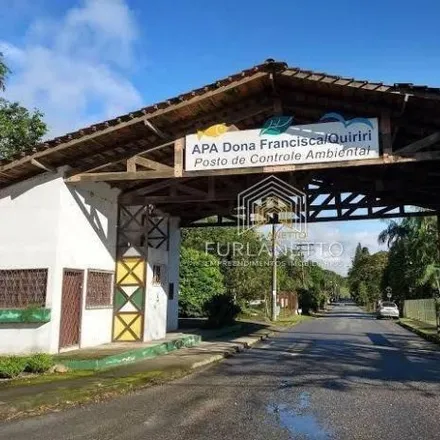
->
xmin=2 ymin=0 xmax=439 ymax=274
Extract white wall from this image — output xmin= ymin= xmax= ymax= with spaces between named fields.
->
xmin=143 ymin=217 xmax=180 ymax=340
xmin=55 ymin=182 xmax=118 ymax=351
xmin=0 ymin=173 xmax=63 ymax=354
xmin=167 ymin=217 xmax=180 ymax=332
xmin=144 ymin=245 xmax=169 ymax=341
xmin=0 ymin=172 xmax=119 ymax=354
xmin=0 ymin=170 xmax=182 ymax=352
xmin=80 ymin=307 xmax=113 ymax=348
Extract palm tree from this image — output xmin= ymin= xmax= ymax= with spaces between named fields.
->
xmin=378 ymin=219 xmax=410 ymax=247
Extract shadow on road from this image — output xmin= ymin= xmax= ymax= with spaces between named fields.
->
xmin=171 ymin=309 xmax=440 ymax=401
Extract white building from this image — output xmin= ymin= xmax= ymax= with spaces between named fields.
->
xmin=2 ymin=58 xmax=433 ymax=354
xmin=0 ymin=168 xmax=180 ymax=354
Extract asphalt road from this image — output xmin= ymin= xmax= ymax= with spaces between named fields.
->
xmin=2 ymin=302 xmax=440 ymax=440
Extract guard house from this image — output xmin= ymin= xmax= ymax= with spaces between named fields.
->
xmin=1 ymin=59 xmax=439 ymax=354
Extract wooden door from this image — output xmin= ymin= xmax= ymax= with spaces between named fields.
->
xmin=59 ymin=269 xmax=83 ymax=349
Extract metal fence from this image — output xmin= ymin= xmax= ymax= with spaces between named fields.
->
xmin=403 ymin=298 xmax=437 ymax=325
xmin=0 ymin=268 xmax=48 ymax=308
xmin=86 ymin=270 xmax=113 ymax=308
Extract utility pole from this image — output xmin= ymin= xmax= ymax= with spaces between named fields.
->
xmin=271 ymin=213 xmax=279 ymax=322
xmin=295 ymin=243 xmax=314 ymax=288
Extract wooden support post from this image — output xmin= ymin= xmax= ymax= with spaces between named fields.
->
xmin=437 ymin=213 xmax=440 ymax=334
xmin=208 ymin=176 xmax=215 ymax=198
xmin=273 ymin=96 xmax=283 ymax=116
xmin=174 ymin=138 xmax=184 ymax=177
xmin=127 ymin=157 xmax=137 ymax=172
xmin=380 ymin=111 xmax=392 ymax=159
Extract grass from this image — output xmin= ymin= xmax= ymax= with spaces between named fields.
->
xmin=274 ymin=313 xmax=314 ymax=327
xmin=0 ymin=366 xmax=191 ymax=421
xmin=0 ymin=316 xmax=290 ymax=421
xmin=0 ymin=354 xmax=54 ymax=379
xmin=0 ymin=370 xmax=95 ymax=387
xmin=398 ymin=318 xmax=440 ymax=344
xmin=238 ymin=307 xmax=315 ymax=327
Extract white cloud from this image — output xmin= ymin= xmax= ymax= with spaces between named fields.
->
xmin=0 ymin=0 xmax=143 ymax=138
xmin=275 ymin=221 xmax=387 ymax=276
xmin=299 ymin=222 xmax=387 ymax=276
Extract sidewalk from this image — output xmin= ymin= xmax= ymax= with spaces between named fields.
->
xmin=0 ymin=324 xmax=273 ymax=421
xmin=398 ymin=318 xmax=440 ymax=344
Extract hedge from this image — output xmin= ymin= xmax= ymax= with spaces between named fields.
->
xmin=0 ymin=353 xmax=54 ymax=378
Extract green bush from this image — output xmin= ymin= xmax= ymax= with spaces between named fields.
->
xmin=179 ymin=247 xmax=225 ymax=317
xmin=204 ymin=294 xmax=241 ymax=328
xmin=26 ymin=353 xmax=54 ymax=373
xmin=298 ymin=288 xmax=322 ymax=314
xmin=0 ymin=356 xmax=28 ymax=378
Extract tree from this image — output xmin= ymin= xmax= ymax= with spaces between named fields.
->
xmin=378 ymin=220 xmax=410 ymax=247
xmin=0 ymin=53 xmax=47 ymax=159
xmin=379 ymin=217 xmax=439 ymax=303
xmin=0 ymin=53 xmax=9 ymax=91
xmin=348 ymin=245 xmax=388 ymax=306
xmin=182 ymin=226 xmax=272 ymax=304
xmin=179 ymin=247 xmax=225 ymax=317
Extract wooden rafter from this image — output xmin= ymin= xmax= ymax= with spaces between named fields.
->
xmin=144 ymin=120 xmax=169 ymax=139
xmin=30 ymin=158 xmax=56 ymax=173
xmin=397 ymin=132 xmax=440 ymax=155
xmin=174 ymin=138 xmax=184 ymax=178
xmin=131 ymin=156 xmax=173 ymax=172
xmin=0 ymin=71 xmax=268 ymax=175
xmin=67 ymin=170 xmax=175 ymax=183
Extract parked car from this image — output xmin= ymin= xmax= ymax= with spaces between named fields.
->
xmin=376 ymin=301 xmax=399 ymax=319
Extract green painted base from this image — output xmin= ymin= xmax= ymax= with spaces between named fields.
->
xmin=60 ymin=334 xmax=202 ymax=370
xmin=0 ymin=308 xmax=51 ymax=323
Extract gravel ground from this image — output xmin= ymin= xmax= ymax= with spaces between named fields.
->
xmin=1 ymin=302 xmax=440 ymax=440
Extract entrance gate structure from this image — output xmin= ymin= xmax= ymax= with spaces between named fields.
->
xmin=1 ymin=59 xmax=440 ymax=344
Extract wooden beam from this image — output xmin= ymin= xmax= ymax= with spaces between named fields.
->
xmin=30 ymin=158 xmax=56 ymax=173
xmin=380 ymin=110 xmax=392 ymax=157
xmin=182 ymin=151 xmax=440 ymax=179
xmin=68 ymin=139 xmax=176 ymax=176
xmin=66 ymin=100 xmax=271 ymax=178
xmin=144 ymin=120 xmax=169 ymax=139
xmin=66 ymin=169 xmax=175 ymax=183
xmin=397 ymin=132 xmax=440 ymax=155
xmin=123 ymin=194 xmax=232 ymax=204
xmin=133 ymin=156 xmax=173 ymax=172
xmin=177 ymin=183 xmax=208 ymax=197
xmin=174 ymin=138 xmax=184 ymax=177
xmin=127 ymin=157 xmax=137 ymax=172
xmin=0 ymin=71 xmax=268 ymax=174
xmin=67 ymin=143 xmax=440 ymax=185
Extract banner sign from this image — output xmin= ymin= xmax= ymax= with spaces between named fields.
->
xmin=185 ymin=115 xmax=380 ymax=171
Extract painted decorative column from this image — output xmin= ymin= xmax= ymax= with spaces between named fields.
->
xmin=112 ymin=204 xmax=170 ymax=342
xmin=112 ymin=205 xmax=149 ymax=342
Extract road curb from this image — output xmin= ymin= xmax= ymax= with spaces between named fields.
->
xmin=398 ymin=320 xmax=440 ymax=345
xmin=190 ymin=330 xmax=273 ymax=370
xmin=59 ymin=334 xmax=202 ymax=370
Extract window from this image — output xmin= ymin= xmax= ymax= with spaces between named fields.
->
xmin=168 ymin=282 xmax=174 ymax=300
xmin=0 ymin=269 xmax=48 ymax=309
xmin=86 ymin=270 xmax=113 ymax=308
xmin=381 ymin=302 xmax=397 ymax=308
